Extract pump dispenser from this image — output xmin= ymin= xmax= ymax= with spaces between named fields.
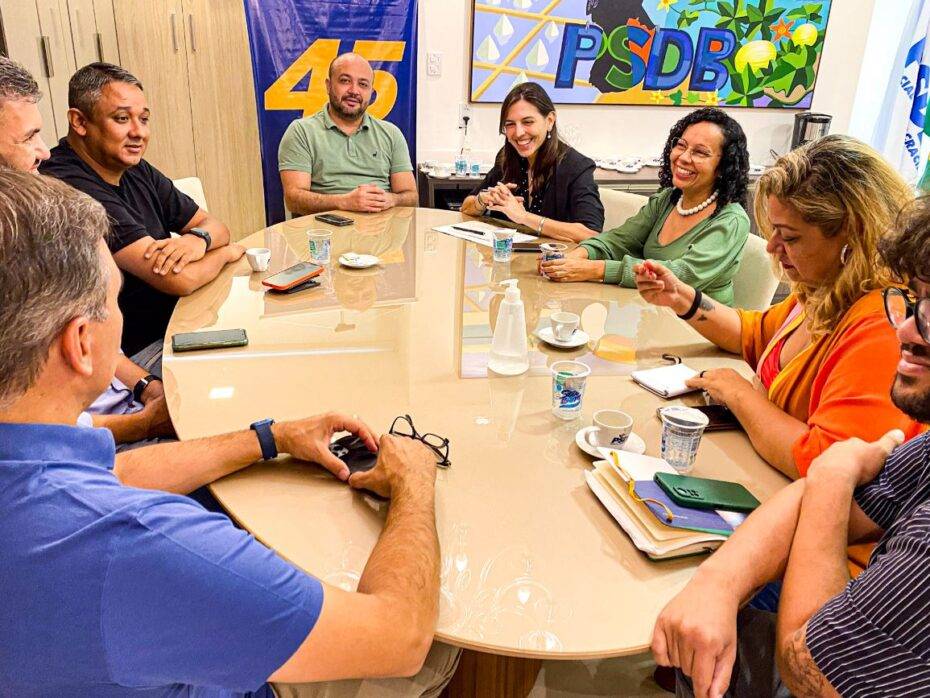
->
xmin=488 ymin=279 xmax=529 ymax=375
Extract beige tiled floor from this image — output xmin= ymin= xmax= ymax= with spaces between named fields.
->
xmin=529 ymin=654 xmax=669 ymax=697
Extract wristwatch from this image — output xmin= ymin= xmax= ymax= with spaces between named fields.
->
xmin=132 ymin=374 xmax=159 ymax=403
xmin=250 ymin=418 xmax=278 ymax=461
xmin=184 ymin=226 xmax=211 ymax=251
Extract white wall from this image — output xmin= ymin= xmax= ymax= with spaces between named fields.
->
xmin=417 ymin=0 xmax=877 ymax=166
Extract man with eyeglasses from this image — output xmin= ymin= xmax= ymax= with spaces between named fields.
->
xmin=0 ymin=170 xmax=460 ymax=695
xmin=650 ymin=198 xmax=930 ymax=697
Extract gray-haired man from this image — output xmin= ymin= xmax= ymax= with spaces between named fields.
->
xmin=0 ymin=56 xmax=50 ymax=172
xmin=0 ymin=168 xmax=459 ymax=695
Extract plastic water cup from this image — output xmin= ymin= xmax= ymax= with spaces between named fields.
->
xmin=551 ymin=360 xmax=591 ymax=420
xmin=307 ymin=229 xmax=332 ymax=264
xmin=492 ymin=229 xmax=515 ymax=262
xmin=540 ymin=242 xmax=568 ymax=279
xmin=659 ymin=406 xmax=710 ymax=474
xmin=470 ymin=161 xmax=481 ymax=177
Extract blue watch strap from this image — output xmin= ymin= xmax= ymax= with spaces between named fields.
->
xmin=250 ymin=418 xmax=278 ymax=460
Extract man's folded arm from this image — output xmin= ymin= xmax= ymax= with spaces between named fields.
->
xmin=113 ymin=236 xmax=239 ymax=296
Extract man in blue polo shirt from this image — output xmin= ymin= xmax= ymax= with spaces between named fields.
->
xmin=0 ymin=170 xmax=458 ymax=695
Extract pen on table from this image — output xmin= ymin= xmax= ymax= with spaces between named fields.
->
xmin=452 ymin=225 xmax=486 ymax=235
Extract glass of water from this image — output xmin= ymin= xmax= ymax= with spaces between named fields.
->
xmin=550 ymin=360 xmax=591 ymax=420
xmin=659 ymin=406 xmax=710 ymax=473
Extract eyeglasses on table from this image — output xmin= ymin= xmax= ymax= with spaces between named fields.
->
xmin=389 ymin=414 xmax=451 ymax=468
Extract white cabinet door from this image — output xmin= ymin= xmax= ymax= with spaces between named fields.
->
xmin=66 ymin=0 xmax=100 ymax=67
xmin=91 ymin=0 xmax=120 ymax=64
xmin=35 ymin=0 xmax=77 ymax=137
xmin=0 ymin=0 xmax=59 ymax=140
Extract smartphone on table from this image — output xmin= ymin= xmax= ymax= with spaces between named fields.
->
xmin=655 ymin=403 xmax=741 ymax=431
xmin=171 ymin=328 xmax=248 ymax=353
xmin=314 ymin=213 xmax=354 ymax=226
xmin=654 ymin=472 xmax=760 ymax=512
xmin=261 ymin=261 xmax=324 ymax=291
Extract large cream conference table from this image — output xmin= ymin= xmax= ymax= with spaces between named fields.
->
xmin=162 ymin=206 xmax=788 ymax=664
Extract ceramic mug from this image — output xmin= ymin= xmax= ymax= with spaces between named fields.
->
xmin=589 ymin=409 xmax=634 ymax=448
xmin=550 ymin=311 xmax=580 ymax=342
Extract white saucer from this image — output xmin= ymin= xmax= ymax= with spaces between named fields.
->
xmin=575 ymin=425 xmax=646 ymax=456
xmin=643 ymin=157 xmax=663 ymax=168
xmin=339 ymin=253 xmax=379 ymax=269
xmin=537 ymin=326 xmax=589 ymax=348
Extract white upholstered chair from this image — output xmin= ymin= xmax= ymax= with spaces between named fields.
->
xmin=732 ymin=233 xmax=779 ymax=311
xmin=172 ymin=176 xmax=209 ymax=211
xmin=598 ymin=187 xmax=647 ymax=231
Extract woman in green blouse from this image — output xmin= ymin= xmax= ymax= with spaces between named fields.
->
xmin=540 ymin=107 xmax=750 ymax=306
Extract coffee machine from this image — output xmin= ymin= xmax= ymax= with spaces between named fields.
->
xmin=791 ymin=112 xmax=832 ymax=149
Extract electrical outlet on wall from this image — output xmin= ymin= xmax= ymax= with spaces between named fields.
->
xmin=459 ymin=103 xmax=472 ymax=129
xmin=426 ymin=51 xmax=442 ymax=77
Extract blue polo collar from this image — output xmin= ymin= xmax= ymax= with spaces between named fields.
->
xmin=0 ymin=422 xmax=115 ymax=468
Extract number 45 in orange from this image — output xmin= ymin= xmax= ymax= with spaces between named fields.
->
xmin=264 ymin=39 xmax=405 ymax=119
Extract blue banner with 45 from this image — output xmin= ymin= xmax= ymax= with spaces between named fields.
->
xmin=243 ymin=0 xmax=418 ymax=224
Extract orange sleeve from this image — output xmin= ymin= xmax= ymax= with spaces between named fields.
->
xmin=792 ymin=313 xmax=922 ymax=475
xmin=738 ymin=296 xmax=795 ymax=369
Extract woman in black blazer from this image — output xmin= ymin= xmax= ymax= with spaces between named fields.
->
xmin=460 ymin=82 xmax=604 ymax=242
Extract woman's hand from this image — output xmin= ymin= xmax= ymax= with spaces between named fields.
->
xmin=539 ymin=256 xmax=605 ymax=282
xmin=685 ymin=368 xmax=754 ymax=408
xmin=485 ymin=182 xmax=528 ymax=224
xmin=634 ymin=260 xmax=693 ymax=314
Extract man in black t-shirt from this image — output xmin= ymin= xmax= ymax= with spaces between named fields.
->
xmin=40 ymin=62 xmax=243 ymax=361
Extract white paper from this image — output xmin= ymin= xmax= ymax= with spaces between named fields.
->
xmin=432 ymin=223 xmax=537 ymax=249
xmin=631 ymin=363 xmax=700 ymax=398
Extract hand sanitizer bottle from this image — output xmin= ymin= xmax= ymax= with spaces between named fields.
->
xmin=488 ymin=279 xmax=529 ymax=376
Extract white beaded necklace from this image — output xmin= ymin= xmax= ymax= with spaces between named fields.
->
xmin=676 ymin=190 xmax=718 ymax=216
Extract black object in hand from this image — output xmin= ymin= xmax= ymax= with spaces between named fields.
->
xmin=329 ymin=434 xmax=378 ymax=474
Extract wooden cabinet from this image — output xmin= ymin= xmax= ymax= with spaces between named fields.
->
xmin=113 ymin=0 xmax=197 ymax=180
xmin=0 ymin=0 xmax=121 ymax=140
xmin=113 ymin=0 xmax=265 ymax=239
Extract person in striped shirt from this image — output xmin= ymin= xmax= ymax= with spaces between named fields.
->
xmin=650 ymin=196 xmax=930 ymax=697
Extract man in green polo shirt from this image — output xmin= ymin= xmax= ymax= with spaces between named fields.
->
xmin=279 ymin=52 xmax=418 ymax=215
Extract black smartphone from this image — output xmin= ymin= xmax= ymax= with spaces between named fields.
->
xmin=654 ymin=404 xmax=741 ymax=431
xmin=329 ymin=434 xmax=377 ymax=474
xmin=171 ymin=328 xmax=248 ymax=353
xmin=261 ymin=261 xmax=324 ymax=291
xmin=314 ymin=213 xmax=354 ymax=226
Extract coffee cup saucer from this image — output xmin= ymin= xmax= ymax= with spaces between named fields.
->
xmin=575 ymin=425 xmax=645 ymax=457
xmin=339 ymin=253 xmax=380 ymax=269
xmin=537 ymin=326 xmax=589 ymax=348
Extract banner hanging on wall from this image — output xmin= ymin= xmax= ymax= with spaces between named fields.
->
xmin=469 ymin=0 xmax=832 ymax=109
xmin=243 ymin=0 xmax=418 ymax=224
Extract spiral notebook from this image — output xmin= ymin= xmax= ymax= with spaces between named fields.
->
xmin=630 ymin=363 xmax=700 ymax=398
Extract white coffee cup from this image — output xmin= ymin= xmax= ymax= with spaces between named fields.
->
xmin=245 ymin=247 xmax=271 ymax=272
xmin=590 ymin=409 xmax=634 ymax=448
xmin=550 ymin=311 xmax=580 ymax=342
xmin=431 ymin=164 xmax=452 ymax=177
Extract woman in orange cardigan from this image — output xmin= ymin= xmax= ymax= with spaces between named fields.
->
xmin=634 ymin=135 xmax=924 ymax=479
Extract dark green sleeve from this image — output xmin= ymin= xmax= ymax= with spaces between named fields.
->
xmin=579 ymin=191 xmax=665 ymax=280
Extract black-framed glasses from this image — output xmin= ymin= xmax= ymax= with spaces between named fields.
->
xmin=884 ymin=287 xmax=930 ymax=343
xmin=389 ymin=414 xmax=451 ymax=468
